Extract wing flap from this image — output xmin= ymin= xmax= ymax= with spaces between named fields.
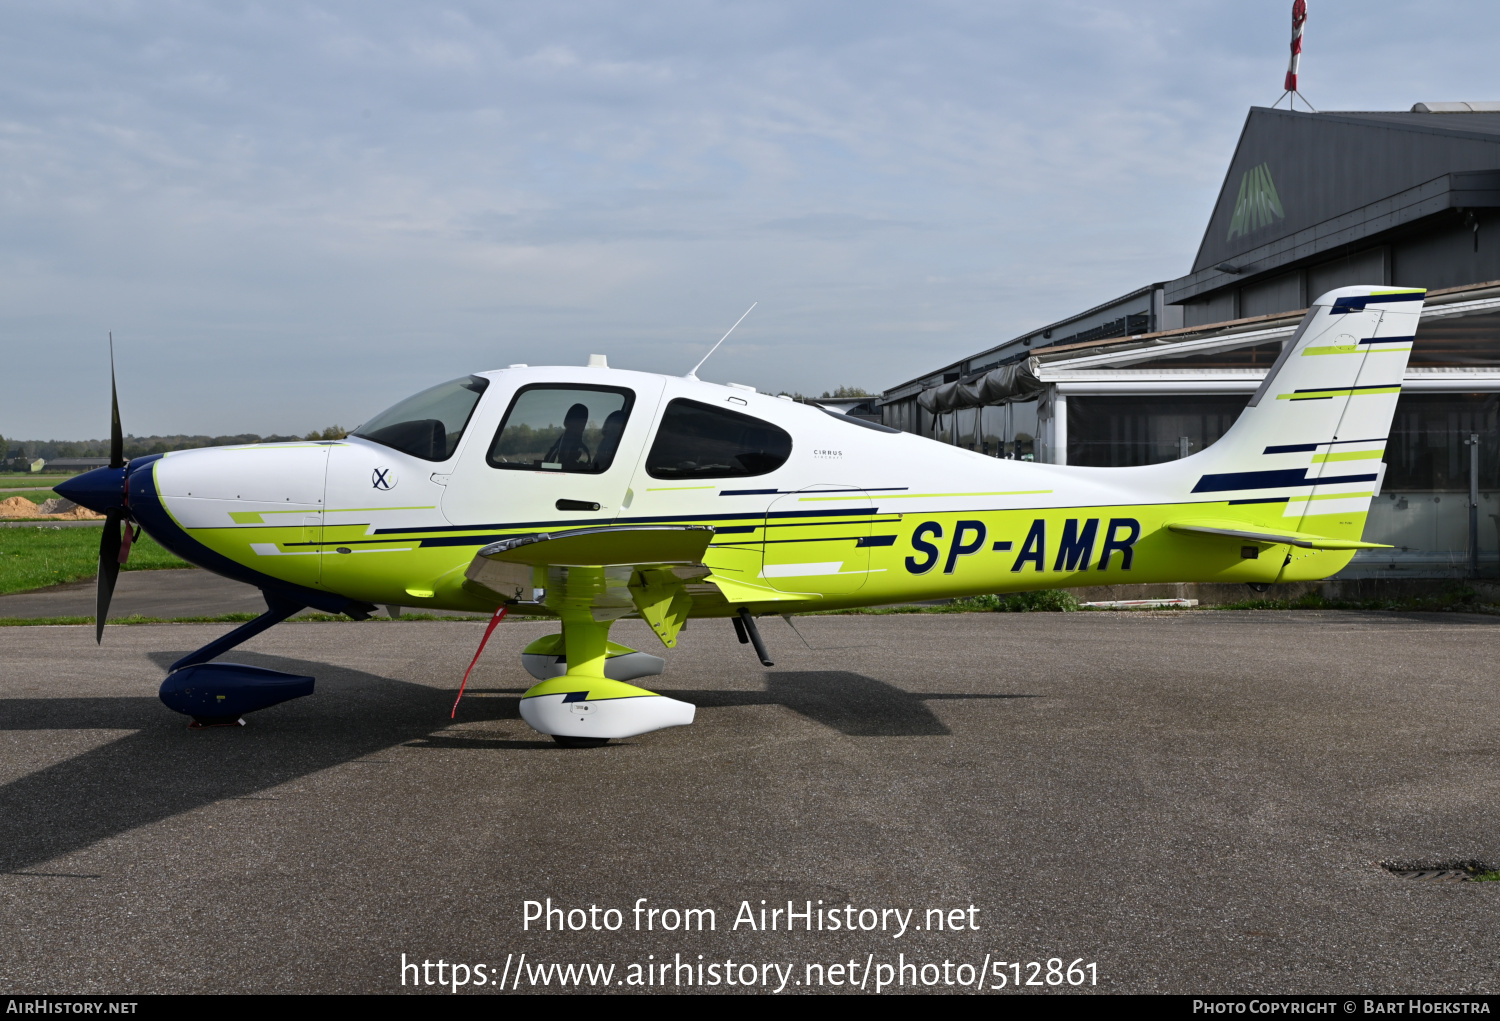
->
xmin=706 ymin=573 xmax=820 ymax=604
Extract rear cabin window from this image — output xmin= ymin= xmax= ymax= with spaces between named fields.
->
xmin=645 ymin=398 xmax=792 ymax=479
xmin=487 ymin=384 xmax=635 ymax=473
xmin=354 ymin=375 xmax=490 ymax=462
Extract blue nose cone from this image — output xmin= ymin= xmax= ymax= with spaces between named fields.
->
xmin=54 ymin=465 xmax=128 ymax=515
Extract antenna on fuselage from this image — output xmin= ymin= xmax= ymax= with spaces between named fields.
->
xmin=686 ymin=302 xmax=757 ymax=380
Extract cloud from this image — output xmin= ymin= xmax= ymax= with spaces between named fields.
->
xmin=0 ymin=0 xmax=1496 ymax=436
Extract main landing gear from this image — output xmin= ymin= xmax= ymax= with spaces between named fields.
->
xmin=517 ymin=608 xmax=695 ymax=748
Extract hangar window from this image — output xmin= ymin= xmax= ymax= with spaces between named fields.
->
xmin=646 ymin=399 xmax=792 ymax=479
xmin=1066 ymin=395 xmax=1248 ymax=467
xmin=487 ymin=384 xmax=636 ymax=473
xmin=355 ymin=375 xmax=490 ymax=462
xmin=1384 ymin=393 xmax=1500 ymax=490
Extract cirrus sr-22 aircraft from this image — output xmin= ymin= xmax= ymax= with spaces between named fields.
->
xmin=59 ymin=285 xmax=1424 ymax=746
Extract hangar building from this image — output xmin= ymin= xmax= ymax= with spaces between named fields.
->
xmin=880 ymin=103 xmax=1500 ymax=579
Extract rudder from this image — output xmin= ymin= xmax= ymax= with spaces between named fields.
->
xmin=1174 ymin=285 xmax=1426 ymax=571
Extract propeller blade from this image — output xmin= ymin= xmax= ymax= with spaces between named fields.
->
xmin=108 ymin=333 xmax=124 ymax=470
xmin=97 ymin=509 xmax=123 ymax=644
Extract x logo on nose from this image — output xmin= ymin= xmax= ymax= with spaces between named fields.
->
xmin=372 ymin=468 xmax=392 ymax=490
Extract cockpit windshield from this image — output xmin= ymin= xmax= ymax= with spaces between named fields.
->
xmin=354 ymin=375 xmax=490 ymax=462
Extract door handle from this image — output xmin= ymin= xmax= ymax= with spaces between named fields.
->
xmin=556 ymin=499 xmax=601 ymax=511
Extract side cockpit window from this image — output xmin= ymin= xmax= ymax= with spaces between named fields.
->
xmin=354 ymin=375 xmax=489 ymax=462
xmin=646 ymin=398 xmax=792 ymax=479
xmin=488 ymin=385 xmax=636 ymax=473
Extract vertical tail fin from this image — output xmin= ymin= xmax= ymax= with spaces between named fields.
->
xmin=1180 ymin=285 xmax=1425 ymax=561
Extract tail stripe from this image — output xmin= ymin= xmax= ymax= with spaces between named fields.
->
xmin=1277 ymin=384 xmax=1401 ymax=401
xmin=1263 ymin=437 xmax=1386 ymax=453
xmin=1192 ymin=468 xmax=1380 ymax=493
xmin=1330 ymin=291 xmax=1425 ymax=313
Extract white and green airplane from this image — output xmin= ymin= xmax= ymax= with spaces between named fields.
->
xmin=60 ymin=285 xmax=1424 ymax=745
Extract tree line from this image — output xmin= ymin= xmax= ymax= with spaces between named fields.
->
xmin=3 ymin=427 xmax=348 ymax=466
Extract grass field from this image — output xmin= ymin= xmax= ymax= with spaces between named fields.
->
xmin=0 ymin=475 xmax=72 ymax=490
xmin=0 ymin=525 xmax=187 ymax=595
xmin=0 ymin=612 xmax=499 ymax=627
xmin=1 ymin=489 xmax=65 ymax=506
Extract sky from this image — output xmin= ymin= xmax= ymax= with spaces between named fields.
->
xmin=3 ymin=1 xmax=1498 ymax=439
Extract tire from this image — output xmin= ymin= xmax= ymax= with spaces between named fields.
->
xmin=552 ymin=735 xmax=610 ymax=749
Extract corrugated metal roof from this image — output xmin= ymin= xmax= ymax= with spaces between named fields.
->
xmin=1040 ymin=279 xmax=1500 ymax=371
xmin=879 ymin=282 xmax=1162 ymax=400
xmin=1187 ymin=107 xmax=1500 ymax=277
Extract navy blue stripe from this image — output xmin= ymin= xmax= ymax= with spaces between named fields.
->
xmin=1192 ymin=469 xmax=1312 ymax=493
xmin=1194 ymin=467 xmax=1380 ymax=491
xmin=1330 ymin=292 xmax=1424 ymax=313
xmin=1291 ymin=384 xmax=1400 ymax=394
xmin=410 ymin=515 xmax=904 ymax=548
xmin=1227 ymin=497 xmax=1290 ymax=505
xmin=374 ymin=506 xmax=878 ymax=535
xmin=1358 ymin=335 xmax=1415 ymax=345
xmin=764 ymin=536 xmax=866 ymax=545
xmin=764 ymin=516 xmax=901 ymax=529
xmin=419 ymin=534 xmax=526 ymax=548
xmin=720 ymin=486 xmax=910 ymax=496
xmin=856 ymin=535 xmax=898 ymax=547
xmin=376 ymin=512 xmax=763 ymax=534
xmin=1260 ymin=434 xmax=1386 ymax=449
xmin=1193 ymin=469 xmax=1380 ymax=493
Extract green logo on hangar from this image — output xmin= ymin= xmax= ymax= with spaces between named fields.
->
xmin=1226 ymin=162 xmax=1285 ymax=241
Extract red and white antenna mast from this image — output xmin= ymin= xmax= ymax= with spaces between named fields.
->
xmin=1273 ymin=0 xmax=1316 ymax=111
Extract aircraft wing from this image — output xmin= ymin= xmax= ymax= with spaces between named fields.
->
xmin=472 ymin=524 xmax=714 ymax=570
xmin=1165 ymin=518 xmax=1392 ymax=551
xmin=463 ymin=524 xmax=742 ymax=648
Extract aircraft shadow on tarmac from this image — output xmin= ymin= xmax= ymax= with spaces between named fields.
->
xmin=0 ymin=652 xmax=1034 ymax=875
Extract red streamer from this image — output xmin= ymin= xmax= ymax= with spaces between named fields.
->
xmin=451 ymin=604 xmax=509 ymax=718
xmin=118 ymin=524 xmax=138 ymax=564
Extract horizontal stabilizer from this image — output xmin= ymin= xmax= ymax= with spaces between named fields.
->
xmin=1166 ymin=519 xmax=1392 ymax=550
